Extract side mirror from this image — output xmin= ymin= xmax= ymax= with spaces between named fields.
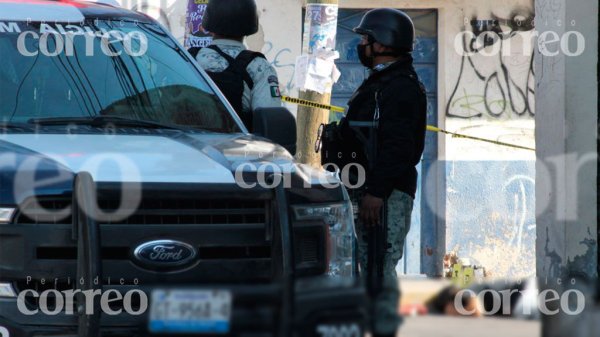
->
xmin=253 ymin=108 xmax=297 ymax=155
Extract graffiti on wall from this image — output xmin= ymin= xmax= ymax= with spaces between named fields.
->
xmin=446 ymin=8 xmax=535 ymax=119
xmin=445 ymin=4 xmax=538 ymax=279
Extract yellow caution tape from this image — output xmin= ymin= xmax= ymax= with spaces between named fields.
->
xmin=282 ymin=96 xmax=535 ymax=152
xmin=426 ymin=125 xmax=535 ymax=151
xmin=282 ymin=96 xmax=345 ymax=113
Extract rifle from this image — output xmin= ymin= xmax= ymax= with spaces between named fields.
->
xmin=352 ymin=91 xmax=387 ymax=331
xmin=367 ymin=200 xmax=388 ymax=297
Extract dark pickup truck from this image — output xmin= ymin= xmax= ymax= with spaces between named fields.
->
xmin=0 ymin=1 xmax=366 ymax=336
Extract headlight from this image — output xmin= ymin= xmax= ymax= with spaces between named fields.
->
xmin=0 ymin=283 xmax=16 ymax=297
xmin=0 ymin=208 xmax=15 ymax=224
xmin=292 ymin=202 xmax=355 ymax=277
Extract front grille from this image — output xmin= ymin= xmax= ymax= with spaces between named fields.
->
xmin=9 ymin=193 xmax=325 ymax=289
xmin=37 ymin=247 xmax=130 ymax=260
xmin=15 ymin=197 xmax=267 ymax=225
xmin=36 ymin=246 xmax=271 ymax=260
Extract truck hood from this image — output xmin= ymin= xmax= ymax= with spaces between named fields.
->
xmin=0 ymin=132 xmax=336 ymax=186
xmin=2 ymin=133 xmax=237 ymax=183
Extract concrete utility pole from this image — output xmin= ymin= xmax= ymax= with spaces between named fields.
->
xmin=296 ymin=0 xmax=339 ymax=167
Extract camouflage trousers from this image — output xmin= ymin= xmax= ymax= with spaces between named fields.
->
xmin=351 ymin=189 xmax=414 ymax=335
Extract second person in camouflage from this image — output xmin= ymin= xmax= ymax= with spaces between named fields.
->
xmin=196 ymin=0 xmax=282 ymax=130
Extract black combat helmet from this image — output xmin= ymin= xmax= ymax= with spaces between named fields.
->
xmin=202 ymin=0 xmax=259 ymax=37
xmin=353 ymin=8 xmax=415 ymax=52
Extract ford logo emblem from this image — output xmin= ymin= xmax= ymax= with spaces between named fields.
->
xmin=133 ymin=240 xmax=197 ymax=270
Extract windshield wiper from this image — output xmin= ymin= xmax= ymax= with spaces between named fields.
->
xmin=28 ymin=116 xmax=182 ymax=130
xmin=0 ymin=122 xmax=32 ymax=129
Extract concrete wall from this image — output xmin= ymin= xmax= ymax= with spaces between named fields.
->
xmin=118 ymin=0 xmax=539 ymax=278
xmin=535 ymin=0 xmax=598 ymax=281
xmin=534 ymin=1 xmax=598 ymax=334
xmin=246 ymin=0 xmax=304 ymax=97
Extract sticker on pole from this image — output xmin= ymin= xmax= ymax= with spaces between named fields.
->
xmin=303 ymin=3 xmax=338 ymax=53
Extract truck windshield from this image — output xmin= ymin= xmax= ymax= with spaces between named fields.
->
xmin=0 ymin=20 xmax=240 ymax=133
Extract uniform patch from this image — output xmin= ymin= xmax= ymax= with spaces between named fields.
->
xmin=268 ymin=75 xmax=279 ymax=85
xmin=270 ymin=85 xmax=281 ymax=98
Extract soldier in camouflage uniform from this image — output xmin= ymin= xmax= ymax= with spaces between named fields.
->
xmin=195 ymin=0 xmax=281 ymax=130
xmin=195 ymin=41 xmax=282 ymax=112
xmin=346 ymin=9 xmax=427 ymax=337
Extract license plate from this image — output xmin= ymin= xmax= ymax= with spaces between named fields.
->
xmin=149 ymin=289 xmax=232 ymax=334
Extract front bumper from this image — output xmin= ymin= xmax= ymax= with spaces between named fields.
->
xmin=0 ymin=277 xmax=367 ymax=337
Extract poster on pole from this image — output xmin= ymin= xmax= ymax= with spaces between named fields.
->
xmin=303 ymin=3 xmax=339 ymax=54
xmin=296 ymin=4 xmax=340 ymax=93
xmin=184 ymin=0 xmax=212 ymax=48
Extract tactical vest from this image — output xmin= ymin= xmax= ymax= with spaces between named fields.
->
xmin=189 ymin=45 xmax=265 ymax=131
xmin=318 ymin=65 xmax=426 ymax=188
